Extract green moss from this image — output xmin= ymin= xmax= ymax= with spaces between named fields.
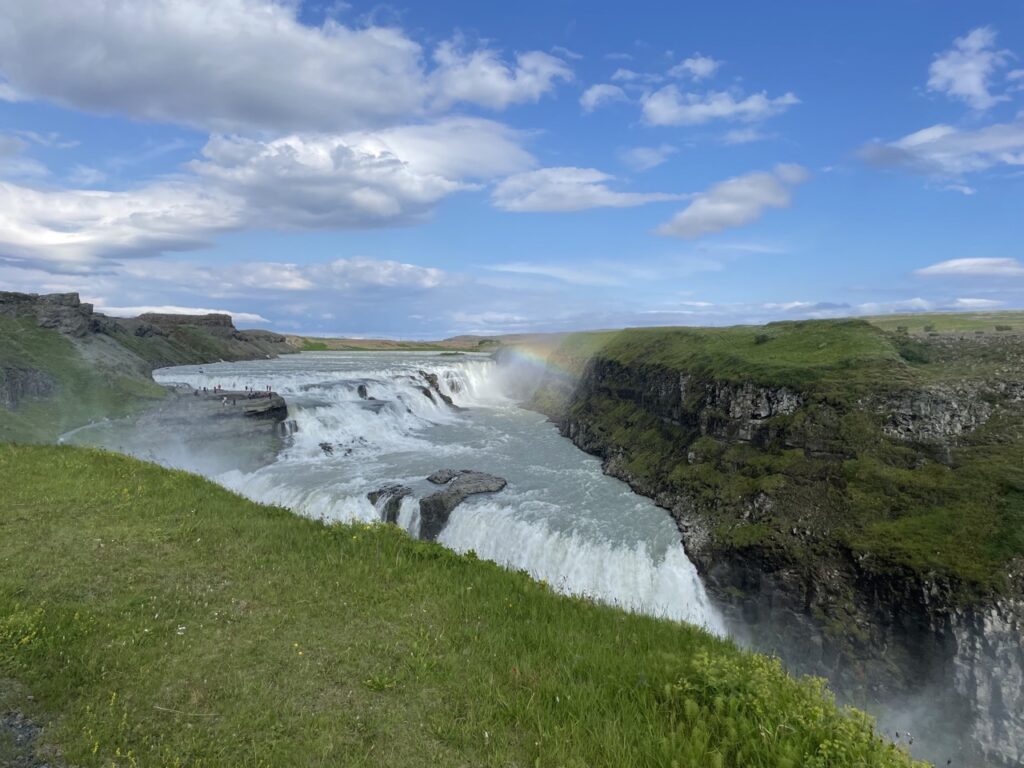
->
xmin=0 ymin=445 xmax=922 ymax=767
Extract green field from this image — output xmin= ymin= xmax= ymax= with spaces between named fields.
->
xmin=866 ymin=310 xmax=1024 ymax=334
xmin=0 ymin=445 xmax=922 ymax=767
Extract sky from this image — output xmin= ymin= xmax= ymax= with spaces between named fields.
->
xmin=0 ymin=1 xmax=1022 ymax=338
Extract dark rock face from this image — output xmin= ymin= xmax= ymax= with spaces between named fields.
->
xmin=418 ymin=370 xmax=458 ymax=407
xmin=0 ymin=367 xmax=56 ymax=409
xmin=367 ymin=484 xmax=413 ymax=524
xmin=1 ymin=291 xmax=96 ymax=337
xmin=357 ymin=384 xmax=370 ymax=400
xmin=418 ymin=469 xmax=506 ymax=540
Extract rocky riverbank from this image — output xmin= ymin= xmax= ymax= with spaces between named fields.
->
xmin=517 ymin=321 xmax=1024 ymax=767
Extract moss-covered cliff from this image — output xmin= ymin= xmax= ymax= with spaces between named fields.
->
xmin=519 ymin=319 xmax=1024 ymax=767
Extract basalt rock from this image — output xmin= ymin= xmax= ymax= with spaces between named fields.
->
xmin=367 ymin=484 xmax=413 ymax=524
xmin=0 ymin=367 xmax=57 ymax=409
xmin=418 ymin=469 xmax=506 ymax=540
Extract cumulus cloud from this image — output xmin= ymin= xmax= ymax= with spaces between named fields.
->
xmin=668 ymin=54 xmax=722 ymax=80
xmin=0 ymin=118 xmax=536 ymax=270
xmin=657 ymin=164 xmax=809 ymax=239
xmin=610 ymin=68 xmax=663 ymax=84
xmin=916 ymin=257 xmax=1024 ymax=277
xmin=620 ymin=144 xmax=677 ymax=171
xmin=492 ymin=167 xmax=684 ymax=212
xmin=0 ymin=180 xmax=242 ymax=269
xmin=580 ymin=84 xmax=627 ymax=112
xmin=860 ymin=121 xmax=1024 ymax=177
xmin=928 ymin=27 xmax=1011 ymax=110
xmin=642 ymin=86 xmax=799 ymax=126
xmin=430 ymin=39 xmax=572 ymax=111
xmin=0 ymin=0 xmax=572 ymax=133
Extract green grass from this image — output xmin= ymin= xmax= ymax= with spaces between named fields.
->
xmin=0 ymin=318 xmax=165 ymax=443
xmin=866 ymin=310 xmax=1024 ymax=334
xmin=0 ymin=445 xmax=922 ymax=767
xmin=594 ymin=321 xmax=915 ymax=402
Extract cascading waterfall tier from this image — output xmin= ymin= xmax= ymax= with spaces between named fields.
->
xmin=152 ymin=351 xmax=724 ymax=633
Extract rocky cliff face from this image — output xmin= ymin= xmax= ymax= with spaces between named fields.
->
xmin=532 ymin=350 xmax=1024 ymax=767
xmin=0 ymin=291 xmax=98 ymax=337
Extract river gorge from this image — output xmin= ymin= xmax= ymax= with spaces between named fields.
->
xmin=56 ymin=345 xmax=1022 ymax=767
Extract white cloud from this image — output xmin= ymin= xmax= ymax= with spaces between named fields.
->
xmin=928 ymin=27 xmax=1011 ymax=110
xmin=0 ymin=0 xmax=572 ymax=133
xmin=722 ymin=128 xmax=770 ymax=145
xmin=492 ymin=167 xmax=684 ymax=212
xmin=657 ymin=164 xmax=809 ymax=239
xmin=0 ymin=118 xmax=536 ymax=270
xmin=552 ymin=46 xmax=583 ymax=61
xmin=487 ymin=262 xmax=623 ymax=287
xmin=860 ymin=120 xmax=1024 ymax=177
xmin=0 ymin=134 xmax=48 ymax=179
xmin=580 ymin=84 xmax=628 ymax=112
xmin=642 ymin=86 xmax=799 ymax=126
xmin=916 ymin=257 xmax=1024 ymax=277
xmin=668 ymin=54 xmax=722 ymax=80
xmin=307 ymin=257 xmax=444 ymax=290
xmin=620 ymin=144 xmax=677 ymax=171
xmin=610 ymin=68 xmax=663 ymax=84
xmin=430 ymin=39 xmax=572 ymax=111
xmin=953 ymin=297 xmax=1003 ymax=308
xmin=67 ymin=165 xmax=107 ymax=186
xmin=330 ymin=117 xmax=535 ymax=181
xmin=0 ymin=180 xmax=241 ymax=269
xmin=95 ymin=304 xmax=269 ymax=324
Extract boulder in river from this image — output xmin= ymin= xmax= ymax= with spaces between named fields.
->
xmin=419 ymin=469 xmax=507 ymax=539
xmin=367 ymin=484 xmax=413 ymax=524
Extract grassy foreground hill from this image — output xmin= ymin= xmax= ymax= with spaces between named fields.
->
xmin=0 ymin=445 xmax=921 ymax=767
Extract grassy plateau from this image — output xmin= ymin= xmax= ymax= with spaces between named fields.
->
xmin=0 ymin=445 xmax=922 ymax=767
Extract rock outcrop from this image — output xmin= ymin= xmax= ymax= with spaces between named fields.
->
xmin=367 ymin=484 xmax=413 ymax=524
xmin=418 ymin=469 xmax=506 ymax=539
xmin=0 ymin=367 xmax=56 ymax=409
xmin=0 ymin=291 xmax=97 ymax=337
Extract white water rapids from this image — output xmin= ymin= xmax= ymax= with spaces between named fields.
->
xmin=127 ymin=351 xmax=724 ymax=632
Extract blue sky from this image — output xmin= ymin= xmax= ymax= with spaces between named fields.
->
xmin=1 ymin=1 xmax=1022 ymax=337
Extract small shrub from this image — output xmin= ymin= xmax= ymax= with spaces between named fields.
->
xmin=923 ymin=324 xmax=936 ymax=332
xmin=996 ymin=325 xmax=1012 ymax=332
xmin=753 ymin=333 xmax=771 ymax=345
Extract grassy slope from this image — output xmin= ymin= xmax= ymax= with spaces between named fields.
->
xmin=534 ymin=320 xmax=1024 ymax=594
xmin=0 ymin=445 xmax=921 ymax=768
xmin=0 ymin=317 xmax=165 ymax=444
